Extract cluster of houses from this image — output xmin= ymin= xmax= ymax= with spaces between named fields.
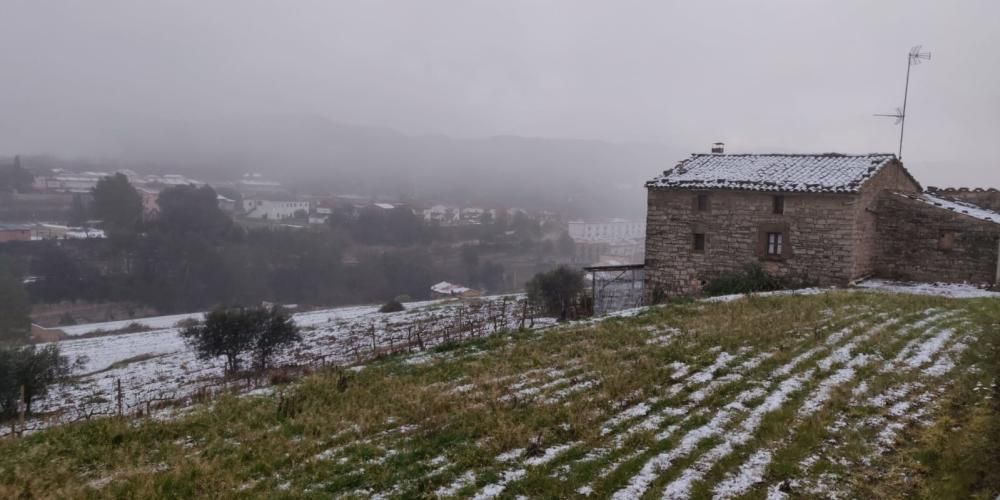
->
xmin=0 ymin=222 xmax=105 ymax=242
xmin=33 ymin=169 xmax=204 ymax=194
xmin=240 ymin=195 xmax=555 ymax=229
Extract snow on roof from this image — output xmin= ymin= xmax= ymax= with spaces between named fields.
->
xmin=906 ymin=192 xmax=1000 ymax=224
xmin=374 ymin=203 xmax=395 ymax=210
xmin=431 ymin=281 xmax=472 ymax=294
xmin=647 ymin=153 xmax=900 ymax=193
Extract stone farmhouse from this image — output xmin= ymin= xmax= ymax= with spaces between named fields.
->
xmin=644 ymin=150 xmax=1000 ymax=296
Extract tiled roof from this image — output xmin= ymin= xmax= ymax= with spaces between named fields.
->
xmin=902 ymin=192 xmax=1000 ymax=225
xmin=647 ymin=153 xmax=899 ymax=193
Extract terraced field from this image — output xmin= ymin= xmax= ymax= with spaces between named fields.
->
xmin=1 ymin=291 xmax=998 ymax=499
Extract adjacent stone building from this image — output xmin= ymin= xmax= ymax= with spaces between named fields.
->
xmin=644 ymin=151 xmax=1000 ymax=296
xmin=874 ymin=192 xmax=1000 ymax=284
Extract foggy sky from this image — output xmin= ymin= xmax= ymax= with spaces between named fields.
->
xmin=2 ymin=0 xmax=999 ymax=188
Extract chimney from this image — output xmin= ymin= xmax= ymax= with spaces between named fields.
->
xmin=711 ymin=142 xmax=725 ymax=154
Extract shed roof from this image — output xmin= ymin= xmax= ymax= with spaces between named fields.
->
xmin=430 ymin=281 xmax=472 ymax=295
xmin=647 ymin=153 xmax=906 ymax=193
xmin=901 ymin=192 xmax=1000 ymax=225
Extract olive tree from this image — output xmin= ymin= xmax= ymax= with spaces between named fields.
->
xmin=181 ymin=306 xmax=301 ymax=375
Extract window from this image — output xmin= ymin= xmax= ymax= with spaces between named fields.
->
xmin=693 ymin=233 xmax=706 ymax=252
xmin=773 ymin=195 xmax=785 ymax=214
xmin=766 ymin=232 xmax=783 ymax=256
xmin=938 ymin=231 xmax=956 ymax=251
xmin=696 ymin=194 xmax=710 ymax=212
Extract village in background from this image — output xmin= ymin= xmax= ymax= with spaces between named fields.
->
xmin=0 ymin=153 xmax=645 ymax=329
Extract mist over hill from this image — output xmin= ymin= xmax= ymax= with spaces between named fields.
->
xmin=19 ymin=115 xmax=678 ymax=218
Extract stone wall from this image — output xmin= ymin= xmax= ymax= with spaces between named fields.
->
xmin=925 ymin=188 xmax=1000 ymax=212
xmin=644 ymin=189 xmax=859 ymax=295
xmin=874 ymin=192 xmax=1000 ymax=285
xmin=851 ymin=161 xmax=922 ymax=278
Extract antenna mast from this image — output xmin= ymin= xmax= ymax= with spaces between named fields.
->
xmin=875 ymin=45 xmax=931 ymax=159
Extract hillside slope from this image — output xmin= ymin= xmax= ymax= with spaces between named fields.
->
xmin=1 ymin=292 xmax=998 ymax=499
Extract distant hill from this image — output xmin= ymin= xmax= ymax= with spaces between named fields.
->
xmin=77 ymin=115 xmax=679 ymax=218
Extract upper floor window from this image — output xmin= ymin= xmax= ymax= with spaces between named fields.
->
xmin=696 ymin=194 xmax=710 ymax=212
xmin=773 ymin=195 xmax=785 ymax=215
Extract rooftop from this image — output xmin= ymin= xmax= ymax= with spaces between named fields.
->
xmin=647 ymin=153 xmax=902 ymax=193
xmin=902 ymin=192 xmax=1000 ymax=224
xmin=430 ymin=281 xmax=473 ymax=295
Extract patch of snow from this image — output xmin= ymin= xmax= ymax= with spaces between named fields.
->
xmin=903 ymin=329 xmax=954 ymax=368
xmin=524 ymin=443 xmax=577 ymax=466
xmin=472 ymin=468 xmax=526 ymax=500
xmin=496 ymin=448 xmax=525 ymax=463
xmin=661 ymin=372 xmax=810 ymax=499
xmin=713 ymin=449 xmax=773 ymax=499
xmin=914 ymin=193 xmax=1000 ymax=224
xmin=435 ymin=470 xmax=475 ymax=497
xmin=856 ymin=280 xmax=1000 ymax=299
xmin=688 ymin=352 xmax=736 ymax=384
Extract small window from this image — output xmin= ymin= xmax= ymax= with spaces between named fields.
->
xmin=696 ymin=194 xmax=709 ymax=212
xmin=938 ymin=231 xmax=956 ymax=251
xmin=693 ymin=233 xmax=706 ymax=252
xmin=773 ymin=195 xmax=785 ymax=215
xmin=766 ymin=232 xmax=784 ymax=256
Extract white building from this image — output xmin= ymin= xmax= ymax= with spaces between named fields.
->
xmin=237 ymin=173 xmax=283 ymax=193
xmin=33 ymin=170 xmax=110 ymax=193
xmin=423 ymin=205 xmax=460 ymax=224
xmin=242 ymin=198 xmax=311 ymax=220
xmin=142 ymin=174 xmax=202 ymax=186
xmin=567 ymin=218 xmax=646 ymax=242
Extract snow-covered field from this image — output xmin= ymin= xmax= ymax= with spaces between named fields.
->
xmin=704 ymin=279 xmax=1000 ymax=303
xmin=206 ymin=294 xmax=984 ymax=498
xmin=16 ymin=295 xmax=541 ymax=436
xmin=854 ymin=278 xmax=1000 ymax=299
xmin=3 ymin=283 xmax=997 ymax=498
xmin=58 ymin=312 xmax=206 ymax=337
xmin=17 ymin=280 xmax=996 ymax=439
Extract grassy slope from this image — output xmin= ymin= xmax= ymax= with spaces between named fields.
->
xmin=0 ymin=292 xmax=997 ymax=499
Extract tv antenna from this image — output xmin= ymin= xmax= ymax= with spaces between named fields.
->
xmin=875 ymin=45 xmax=931 ymax=159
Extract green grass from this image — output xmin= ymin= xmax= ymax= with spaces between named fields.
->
xmin=0 ymin=292 xmax=997 ymax=499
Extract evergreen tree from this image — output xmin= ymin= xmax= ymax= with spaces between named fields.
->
xmin=91 ymin=173 xmax=142 ymax=239
xmin=0 ymin=155 xmax=34 ymax=193
xmin=0 ymin=257 xmax=30 ymax=345
xmin=66 ymin=194 xmax=89 ymax=227
xmin=251 ymin=307 xmax=301 ymax=371
xmin=155 ymin=184 xmax=231 ymax=238
xmin=181 ymin=306 xmax=301 ymax=374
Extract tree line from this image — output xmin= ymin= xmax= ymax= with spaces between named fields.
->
xmin=7 ymin=175 xmax=450 ymax=312
xmin=4 ymin=173 xmax=576 ymax=314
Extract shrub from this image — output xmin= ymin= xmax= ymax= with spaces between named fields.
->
xmin=180 ymin=306 xmax=301 ymax=375
xmin=252 ymin=307 xmax=301 ymax=371
xmin=526 ymin=265 xmax=584 ymax=321
xmin=379 ymin=300 xmax=405 ymax=313
xmin=0 ymin=344 xmax=73 ymax=418
xmin=702 ymin=263 xmax=786 ymax=296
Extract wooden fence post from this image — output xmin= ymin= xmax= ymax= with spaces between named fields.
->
xmin=116 ymin=379 xmax=123 ymax=418
xmin=18 ymin=385 xmax=25 ymax=437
